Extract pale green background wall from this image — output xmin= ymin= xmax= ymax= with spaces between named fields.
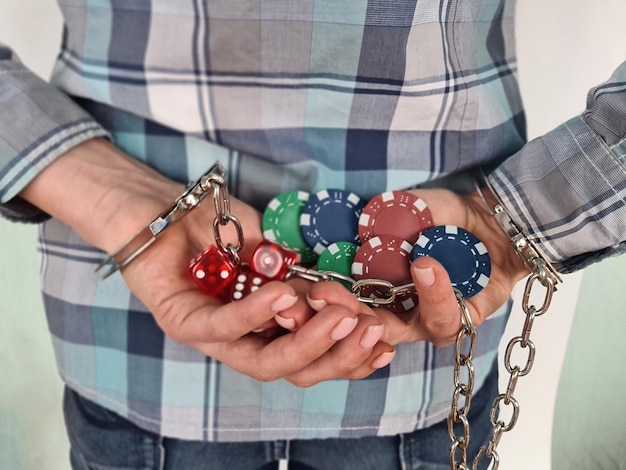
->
xmin=0 ymin=1 xmax=625 ymax=470
xmin=0 ymin=3 xmax=68 ymax=469
xmin=552 ymin=255 xmax=626 ymax=470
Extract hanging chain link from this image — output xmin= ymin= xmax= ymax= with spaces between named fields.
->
xmin=208 ymin=170 xmax=245 ymax=264
xmin=448 ymin=175 xmax=564 ymax=470
xmin=449 ymin=259 xmax=559 ymax=470
xmin=448 ymin=290 xmax=477 ymax=469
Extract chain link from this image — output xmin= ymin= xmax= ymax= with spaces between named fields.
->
xmin=449 ymin=258 xmax=559 ymax=470
xmin=208 ymin=173 xmax=245 ymax=264
xmin=448 ymin=290 xmax=476 ymax=470
xmin=287 ymin=265 xmax=419 ymax=307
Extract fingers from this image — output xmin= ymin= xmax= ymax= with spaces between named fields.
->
xmin=285 ymin=314 xmax=396 ymax=387
xmin=306 ymin=280 xmax=424 ymax=346
xmin=303 ymin=258 xmax=474 ymax=348
xmin=193 ymin=296 xmax=395 ymax=386
xmin=271 ymin=277 xmax=320 ymax=331
xmin=409 ymin=256 xmax=468 ymax=347
xmin=196 ymin=302 xmax=361 ymax=381
xmin=155 ymin=281 xmax=301 ymax=344
xmin=248 ymin=278 xmax=322 ymax=334
xmin=306 ymin=280 xmax=367 ymax=314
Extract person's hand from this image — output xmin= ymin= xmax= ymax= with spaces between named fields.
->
xmin=120 ymin=196 xmax=395 ymax=386
xmin=20 ymin=138 xmax=393 ymax=386
xmin=306 ymin=187 xmax=530 ymax=348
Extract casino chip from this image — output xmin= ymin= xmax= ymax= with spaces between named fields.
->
xmin=411 ymin=225 xmax=491 ymax=298
xmin=262 ymin=190 xmax=317 ymax=264
xmin=300 ymin=189 xmax=365 ymax=255
xmin=351 ymin=235 xmax=418 ymax=312
xmin=317 ymin=242 xmax=358 ymax=288
xmin=358 ymin=190 xmax=433 ymax=244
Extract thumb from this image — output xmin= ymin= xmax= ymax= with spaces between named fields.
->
xmin=411 ymin=256 xmax=463 ymax=347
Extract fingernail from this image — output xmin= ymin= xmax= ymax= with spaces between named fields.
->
xmin=270 ymin=293 xmax=298 ymax=313
xmin=414 ymin=267 xmax=435 ymax=287
xmin=360 ymin=325 xmax=384 ymax=349
xmin=307 ymin=295 xmax=328 ymax=312
xmin=274 ymin=314 xmax=297 ymax=331
xmin=330 ymin=317 xmax=358 ymax=341
xmin=371 ymin=350 xmax=396 ymax=369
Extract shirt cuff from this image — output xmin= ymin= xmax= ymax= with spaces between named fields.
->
xmin=0 ymin=59 xmax=109 ymax=223
xmin=488 ymin=116 xmax=626 ymax=274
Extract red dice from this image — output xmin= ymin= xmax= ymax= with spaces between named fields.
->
xmin=189 ymin=241 xmax=298 ymax=302
xmin=189 ymin=246 xmax=238 ymax=296
xmin=226 ymin=264 xmax=270 ymax=301
xmin=251 ymin=240 xmax=298 ymax=279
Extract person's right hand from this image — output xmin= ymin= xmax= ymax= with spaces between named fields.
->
xmin=20 ymin=138 xmax=394 ymax=387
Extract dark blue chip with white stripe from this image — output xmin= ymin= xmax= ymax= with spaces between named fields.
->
xmin=300 ymin=189 xmax=365 ymax=254
xmin=411 ymin=225 xmax=490 ymax=298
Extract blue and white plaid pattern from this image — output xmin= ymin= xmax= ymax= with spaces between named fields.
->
xmin=1 ymin=0 xmax=625 ymax=441
xmin=492 ymin=63 xmax=626 ymax=272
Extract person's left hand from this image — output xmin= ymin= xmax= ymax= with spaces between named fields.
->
xmin=304 ymin=187 xmax=530 ymax=348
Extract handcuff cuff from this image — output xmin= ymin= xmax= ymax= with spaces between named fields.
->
xmin=96 ymin=162 xmax=563 ymax=470
xmin=95 ymin=162 xmax=226 ymax=279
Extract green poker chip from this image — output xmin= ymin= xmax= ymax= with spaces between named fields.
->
xmin=317 ymin=241 xmax=358 ymax=287
xmin=262 ymin=190 xmax=317 ymax=264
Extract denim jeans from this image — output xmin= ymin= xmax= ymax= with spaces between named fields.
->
xmin=64 ymin=361 xmax=497 ymax=470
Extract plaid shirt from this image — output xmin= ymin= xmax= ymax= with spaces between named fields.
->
xmin=1 ymin=0 xmax=625 ymax=441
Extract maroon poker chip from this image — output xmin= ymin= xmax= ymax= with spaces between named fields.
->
xmin=351 ymin=235 xmax=418 ymax=312
xmin=358 ymin=190 xmax=433 ymax=244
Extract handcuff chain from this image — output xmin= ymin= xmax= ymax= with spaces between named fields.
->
xmin=448 ymin=291 xmax=477 ymax=470
xmin=449 ymin=173 xmax=563 ymax=469
xmin=286 ymin=265 xmax=417 ymax=306
xmin=450 ymin=265 xmax=557 ymax=470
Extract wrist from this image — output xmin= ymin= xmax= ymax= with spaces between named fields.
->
xmin=469 ymin=173 xmax=562 ymax=288
xmin=96 ymin=162 xmax=232 ymax=278
xmin=19 ymin=138 xmax=183 ymax=253
xmin=465 ymin=189 xmax=531 ymax=283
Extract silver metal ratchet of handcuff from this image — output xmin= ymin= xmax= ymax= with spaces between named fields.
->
xmin=95 ymin=162 xmax=226 ymax=279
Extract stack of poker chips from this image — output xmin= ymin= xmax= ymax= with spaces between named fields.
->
xmin=262 ymin=188 xmax=491 ymax=312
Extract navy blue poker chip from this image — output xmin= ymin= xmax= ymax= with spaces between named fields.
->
xmin=300 ymin=189 xmax=365 ymax=254
xmin=411 ymin=225 xmax=491 ymax=298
